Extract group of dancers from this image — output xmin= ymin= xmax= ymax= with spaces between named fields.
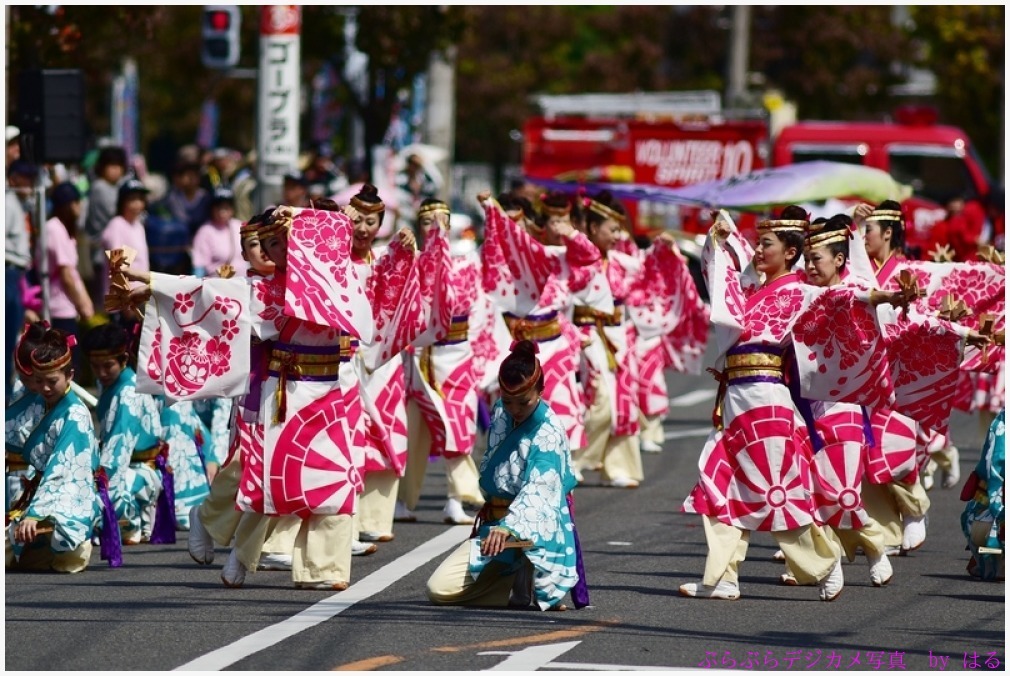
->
xmin=5 ymin=183 xmax=1004 ymax=608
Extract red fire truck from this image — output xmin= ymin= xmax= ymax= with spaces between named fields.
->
xmin=521 ymin=91 xmax=769 ymax=243
xmin=522 ymin=94 xmax=1001 ymax=259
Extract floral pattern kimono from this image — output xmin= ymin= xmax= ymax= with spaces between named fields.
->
xmin=227 ymin=212 xmax=365 ymax=516
xmin=96 ymin=367 xmax=165 ymax=535
xmin=192 ymin=397 xmax=234 ymax=467
xmin=353 ymin=223 xmax=451 ymax=478
xmin=624 ymin=235 xmax=712 ymax=421
xmin=870 ymin=255 xmax=990 ymax=474
xmin=479 ymin=200 xmax=608 ymax=450
xmin=159 ymin=398 xmax=211 ymax=528
xmin=5 ymin=389 xmax=43 ymax=513
xmin=406 ymin=229 xmax=481 ymax=460
xmin=961 ymin=409 xmax=1005 ymax=581
xmin=8 ymin=390 xmax=100 ymax=559
xmin=472 ymin=400 xmax=579 ymax=610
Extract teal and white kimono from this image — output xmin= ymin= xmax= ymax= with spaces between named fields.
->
xmin=159 ymin=398 xmax=211 ymax=529
xmin=95 ymin=367 xmax=164 ymax=538
xmin=5 ymin=389 xmax=44 ymax=513
xmin=961 ymin=409 xmax=1005 ymax=581
xmin=192 ymin=397 xmax=234 ymax=467
xmin=474 ymin=399 xmax=579 ymax=610
xmin=8 ymin=390 xmax=101 ymax=558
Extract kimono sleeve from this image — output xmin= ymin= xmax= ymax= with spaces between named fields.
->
xmin=790 ymin=284 xmax=894 ymax=410
xmin=701 ymin=228 xmax=746 ymax=357
xmin=882 ymin=311 xmax=970 ymax=434
xmin=499 ymin=423 xmax=571 ymax=547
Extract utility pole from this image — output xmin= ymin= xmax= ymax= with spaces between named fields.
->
xmin=340 ymin=7 xmax=368 ymax=168
xmin=725 ymin=5 xmax=751 ymax=109
xmin=425 ymin=46 xmax=456 ymax=202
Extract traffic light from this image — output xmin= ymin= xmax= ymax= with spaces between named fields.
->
xmin=201 ymin=5 xmax=241 ymax=69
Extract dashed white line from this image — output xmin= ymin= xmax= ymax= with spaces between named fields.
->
xmin=664 ymin=426 xmax=713 ymax=441
xmin=667 ymin=389 xmax=717 ymax=407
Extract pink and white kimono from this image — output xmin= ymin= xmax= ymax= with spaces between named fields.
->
xmin=875 ymin=257 xmax=1001 ymax=470
xmin=406 ymin=225 xmax=481 ymax=461
xmin=224 ymin=207 xmax=376 ymax=517
xmin=684 ymin=224 xmax=893 ymax=532
xmin=624 ymin=236 xmax=711 ymax=424
xmin=478 ymin=200 xmax=607 ymax=450
xmin=792 ymin=268 xmax=892 ymax=531
xmin=352 ymin=226 xmax=451 ymax=480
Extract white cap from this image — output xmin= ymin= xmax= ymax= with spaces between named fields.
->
xmin=6 ymin=125 xmax=20 ymax=143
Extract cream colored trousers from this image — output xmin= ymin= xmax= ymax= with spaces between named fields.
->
xmin=292 ymin=514 xmax=353 ymax=585
xmin=426 ymin=539 xmax=522 ymax=607
xmin=639 ymin=412 xmax=665 ymax=446
xmin=354 ymin=470 xmax=399 ymax=537
xmin=861 ymin=479 xmax=931 ymax=549
xmin=197 ymin=451 xmax=244 ymax=547
xmin=574 ymin=374 xmax=643 ymax=482
xmin=6 ymin=534 xmax=92 ymax=574
xmin=399 ymin=399 xmax=484 ymax=510
xmin=702 ymin=516 xmax=840 ymax=587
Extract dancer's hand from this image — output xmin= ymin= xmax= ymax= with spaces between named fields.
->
xmin=481 ymin=527 xmax=510 ymax=557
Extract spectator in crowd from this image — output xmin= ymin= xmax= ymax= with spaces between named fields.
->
xmin=230 ymin=151 xmax=257 ymax=223
xmin=282 ymin=171 xmax=310 ymax=208
xmin=164 ymin=160 xmax=211 ymax=236
xmin=84 ymin=147 xmax=128 ymax=251
xmin=6 ymin=125 xmax=21 ymax=168
xmin=100 ymin=178 xmax=151 ymax=302
xmin=191 ymin=187 xmax=247 ymax=278
xmin=42 ymin=182 xmax=94 ymax=374
xmin=201 ymin=147 xmax=242 ymax=192
xmin=5 ymin=145 xmax=32 ymax=401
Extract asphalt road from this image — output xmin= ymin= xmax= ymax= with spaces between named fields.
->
xmin=5 ymin=359 xmax=1005 ymax=672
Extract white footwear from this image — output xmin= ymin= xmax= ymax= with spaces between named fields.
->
xmin=942 ymin=446 xmax=961 ymax=489
xmin=358 ymin=531 xmax=394 ymax=543
xmin=640 ymin=439 xmax=663 ymax=454
xmin=443 ymin=498 xmax=475 ymax=525
xmin=772 ymin=549 xmax=786 ymax=561
xmin=779 ymin=572 xmax=798 ymax=586
xmin=351 ymin=540 xmax=378 ymax=556
xmin=393 ymin=500 xmax=417 ymax=523
xmin=901 ymin=514 xmax=927 ymax=552
xmin=257 ymin=552 xmax=293 ymax=571
xmin=922 ymin=459 xmax=937 ymax=491
xmin=573 ymin=467 xmax=585 ymax=484
xmin=221 ymin=549 xmax=246 ymax=588
xmin=818 ymin=559 xmax=844 ymax=601
xmin=187 ymin=505 xmax=215 ymax=565
xmin=603 ymin=477 xmax=640 ymax=488
xmin=884 ymin=545 xmax=902 ymax=557
xmin=679 ymin=581 xmax=741 ymax=600
xmin=295 ymin=580 xmax=349 ymax=591
xmin=868 ymin=551 xmax=893 ymax=587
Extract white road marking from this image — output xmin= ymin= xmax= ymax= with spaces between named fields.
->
xmin=663 ymin=426 xmax=713 ymax=441
xmin=667 ymin=388 xmax=717 ymax=407
xmin=606 ymin=541 xmax=633 ymax=546
xmin=173 ymin=525 xmax=472 ymax=671
xmin=483 ymin=641 xmax=582 ymax=671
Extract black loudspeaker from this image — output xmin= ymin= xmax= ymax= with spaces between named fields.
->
xmin=17 ymin=69 xmax=86 ymax=164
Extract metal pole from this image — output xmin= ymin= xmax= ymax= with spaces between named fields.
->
xmin=35 ymin=170 xmax=50 ymax=323
xmin=726 ymin=5 xmax=751 ymax=108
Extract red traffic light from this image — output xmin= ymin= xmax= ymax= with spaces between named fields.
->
xmin=207 ymin=10 xmax=231 ymax=31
